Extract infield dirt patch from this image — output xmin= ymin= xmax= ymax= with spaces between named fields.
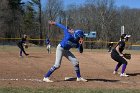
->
xmin=0 ymin=46 xmax=140 ymax=89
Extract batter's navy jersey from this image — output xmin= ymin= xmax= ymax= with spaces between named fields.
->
xmin=56 ymin=23 xmax=80 ymax=50
xmin=18 ymin=38 xmax=26 ymax=44
xmin=112 ymin=40 xmax=125 ymax=54
xmin=46 ymin=39 xmax=50 ymax=44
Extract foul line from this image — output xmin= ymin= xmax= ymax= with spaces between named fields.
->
xmin=0 ymin=78 xmax=42 ymax=82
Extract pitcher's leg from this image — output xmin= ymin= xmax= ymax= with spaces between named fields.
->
xmin=43 ymin=44 xmax=64 ymax=82
xmin=64 ymin=51 xmax=87 ymax=82
xmin=114 ymin=63 xmax=122 ymax=72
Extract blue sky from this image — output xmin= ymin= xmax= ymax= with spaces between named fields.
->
xmin=22 ymin=0 xmax=140 ymax=9
xmin=65 ymin=0 xmax=140 ymax=9
xmin=115 ymin=0 xmax=140 ymax=9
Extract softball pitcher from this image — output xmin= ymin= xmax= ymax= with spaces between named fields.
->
xmin=111 ymin=34 xmax=131 ymax=77
xmin=17 ymin=34 xmax=29 ymax=57
xmin=43 ymin=21 xmax=87 ymax=82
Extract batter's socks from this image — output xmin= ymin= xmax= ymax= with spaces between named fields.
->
xmin=115 ymin=63 xmax=122 ymax=71
xmin=44 ymin=66 xmax=56 ymax=78
xmin=23 ymin=50 xmax=27 ymax=55
xmin=121 ymin=64 xmax=127 ymax=74
xmin=74 ymin=65 xmax=81 ymax=78
xmin=20 ymin=50 xmax=22 ymax=56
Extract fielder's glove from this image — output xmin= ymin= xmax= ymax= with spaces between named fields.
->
xmin=123 ymin=53 xmax=131 ymax=60
xmin=24 ymin=44 xmax=28 ymax=49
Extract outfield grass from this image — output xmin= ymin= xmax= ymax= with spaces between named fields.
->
xmin=0 ymin=88 xmax=140 ymax=93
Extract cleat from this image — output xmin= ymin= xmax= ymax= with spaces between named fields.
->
xmin=76 ymin=77 xmax=88 ymax=82
xmin=19 ymin=56 xmax=23 ymax=58
xmin=26 ymin=54 xmax=29 ymax=56
xmin=120 ymin=73 xmax=129 ymax=77
xmin=43 ymin=77 xmax=53 ymax=82
xmin=113 ymin=71 xmax=121 ymax=75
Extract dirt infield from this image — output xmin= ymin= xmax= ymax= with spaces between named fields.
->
xmin=0 ymin=46 xmax=140 ymax=89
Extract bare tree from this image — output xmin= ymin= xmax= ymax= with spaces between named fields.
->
xmin=0 ymin=0 xmax=24 ymax=38
xmin=43 ymin=0 xmax=63 ymax=44
xmin=22 ymin=2 xmax=37 ymax=37
xmin=1 ymin=0 xmax=140 ymax=48
xmin=30 ymin=0 xmax=43 ymax=45
xmin=0 ymin=0 xmax=9 ymax=37
xmin=119 ymin=7 xmax=140 ymax=43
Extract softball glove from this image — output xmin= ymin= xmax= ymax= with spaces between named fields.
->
xmin=123 ymin=53 xmax=131 ymax=60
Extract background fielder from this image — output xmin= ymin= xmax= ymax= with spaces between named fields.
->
xmin=111 ymin=34 xmax=131 ymax=77
xmin=17 ymin=34 xmax=29 ymax=57
xmin=46 ymin=38 xmax=51 ymax=54
xmin=108 ymin=42 xmax=113 ymax=53
xmin=43 ymin=21 xmax=87 ymax=82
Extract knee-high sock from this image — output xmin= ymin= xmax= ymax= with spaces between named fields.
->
xmin=74 ymin=65 xmax=81 ymax=78
xmin=44 ymin=66 xmax=57 ymax=78
xmin=115 ymin=63 xmax=122 ymax=71
xmin=121 ymin=64 xmax=127 ymax=74
xmin=20 ymin=50 xmax=22 ymax=56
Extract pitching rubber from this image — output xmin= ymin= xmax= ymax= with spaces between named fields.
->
xmin=64 ymin=77 xmax=76 ymax=81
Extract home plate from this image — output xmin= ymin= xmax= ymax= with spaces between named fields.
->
xmin=64 ymin=77 xmax=76 ymax=81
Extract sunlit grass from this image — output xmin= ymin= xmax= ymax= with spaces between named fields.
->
xmin=0 ymin=88 xmax=140 ymax=93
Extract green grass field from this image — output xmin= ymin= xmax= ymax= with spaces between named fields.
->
xmin=0 ymin=88 xmax=140 ymax=93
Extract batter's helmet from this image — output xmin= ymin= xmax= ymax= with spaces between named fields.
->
xmin=121 ymin=34 xmax=131 ymax=39
xmin=74 ymin=30 xmax=84 ymax=40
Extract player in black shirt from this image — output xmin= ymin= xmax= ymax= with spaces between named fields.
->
xmin=17 ymin=34 xmax=29 ymax=57
xmin=111 ymin=34 xmax=131 ymax=77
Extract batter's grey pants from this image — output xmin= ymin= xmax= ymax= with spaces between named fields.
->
xmin=54 ymin=44 xmax=79 ymax=68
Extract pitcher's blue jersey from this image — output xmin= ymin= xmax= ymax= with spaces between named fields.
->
xmin=56 ymin=23 xmax=80 ymax=50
